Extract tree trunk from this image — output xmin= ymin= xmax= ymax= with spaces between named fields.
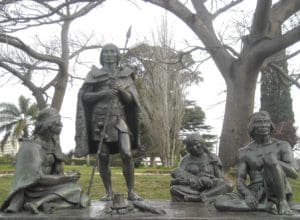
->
xmin=219 ymin=67 xmax=259 ymax=171
xmin=51 ymin=21 xmax=70 ymax=111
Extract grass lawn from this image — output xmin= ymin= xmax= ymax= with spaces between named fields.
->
xmin=0 ymin=164 xmax=171 ymax=204
xmin=1 ymin=164 xmax=300 ymax=205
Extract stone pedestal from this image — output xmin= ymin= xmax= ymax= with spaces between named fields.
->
xmin=1 ymin=200 xmax=300 ymax=219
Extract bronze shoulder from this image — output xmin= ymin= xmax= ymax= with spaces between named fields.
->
xmin=84 ymin=66 xmax=108 ymax=83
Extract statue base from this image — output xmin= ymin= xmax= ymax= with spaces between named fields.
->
xmin=1 ymin=200 xmax=300 ymax=219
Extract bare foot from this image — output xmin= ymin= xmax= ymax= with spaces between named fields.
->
xmin=264 ymin=201 xmax=277 ymax=215
xmin=277 ymin=200 xmax=294 ymax=215
xmin=24 ymin=202 xmax=39 ymax=214
xmin=128 ymin=191 xmax=143 ymax=201
xmin=4 ymin=207 xmax=18 ymax=213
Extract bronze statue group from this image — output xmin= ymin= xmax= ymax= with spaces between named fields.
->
xmin=1 ymin=44 xmax=298 ymax=216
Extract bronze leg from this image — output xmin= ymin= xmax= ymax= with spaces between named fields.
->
xmin=202 ymin=179 xmax=233 ymax=199
xmin=24 ymin=194 xmax=60 ymax=214
xmin=5 ymin=190 xmax=24 ymax=213
xmin=119 ymin=132 xmax=142 ymax=201
xmin=98 ymin=145 xmax=113 ymax=201
xmin=263 ymin=159 xmax=293 ymax=215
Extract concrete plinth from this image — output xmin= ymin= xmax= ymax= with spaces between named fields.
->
xmin=1 ymin=200 xmax=300 ymax=220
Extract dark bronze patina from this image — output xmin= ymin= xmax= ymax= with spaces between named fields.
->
xmin=170 ymin=133 xmax=232 ymax=202
xmin=214 ymin=111 xmax=299 ymax=215
xmin=75 ymin=43 xmax=142 ymax=201
xmin=1 ymin=108 xmax=89 ymax=214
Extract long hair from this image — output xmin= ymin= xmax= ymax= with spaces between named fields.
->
xmin=33 ymin=108 xmax=60 ymax=136
xmin=185 ymin=133 xmax=210 ymax=155
xmin=100 ymin=43 xmax=121 ymax=66
xmin=248 ymin=111 xmax=275 ymax=138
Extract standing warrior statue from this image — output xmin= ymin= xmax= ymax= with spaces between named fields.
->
xmin=75 ymin=43 xmax=142 ymax=201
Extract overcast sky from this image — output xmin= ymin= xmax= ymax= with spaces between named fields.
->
xmin=0 ymin=0 xmax=299 ymax=153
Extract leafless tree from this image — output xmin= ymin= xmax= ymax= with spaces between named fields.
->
xmin=124 ymin=17 xmax=201 ymax=166
xmin=0 ymin=0 xmax=106 ymax=110
xmin=143 ymin=0 xmax=300 ymax=170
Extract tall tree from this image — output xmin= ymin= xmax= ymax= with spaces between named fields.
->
xmin=123 ymin=26 xmax=201 ymax=166
xmin=0 ymin=0 xmax=105 ymax=110
xmin=0 ymin=95 xmax=38 ymax=151
xmin=143 ymin=0 xmax=300 ymax=170
xmin=260 ymin=17 xmax=299 ymax=147
xmin=181 ymin=100 xmax=216 ymax=143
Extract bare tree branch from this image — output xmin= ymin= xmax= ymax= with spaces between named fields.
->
xmin=0 ymin=0 xmax=104 ymax=32
xmin=69 ymin=44 xmax=102 ymax=59
xmin=143 ymin=0 xmax=235 ymax=77
xmin=68 ymin=1 xmax=106 ymax=20
xmin=286 ymin=49 xmax=300 ymax=60
xmin=270 ymin=0 xmax=300 ymax=25
xmin=191 ymin=0 xmax=211 ymax=20
xmin=249 ymin=0 xmax=272 ymax=40
xmin=0 ymin=61 xmax=47 ymax=108
xmin=212 ymin=0 xmax=244 ymax=19
xmin=268 ymin=62 xmax=300 ymax=89
xmin=0 ymin=34 xmax=63 ymax=67
xmin=255 ymin=25 xmax=300 ymax=59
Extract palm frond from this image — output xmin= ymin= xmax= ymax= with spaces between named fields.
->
xmin=0 ymin=95 xmax=38 ymax=142
xmin=0 ymin=131 xmax=11 ymax=152
xmin=27 ymin=103 xmax=39 ymax=119
xmin=0 ymin=115 xmax=20 ymax=124
xmin=0 ymin=103 xmax=21 ymax=117
xmin=12 ymin=119 xmax=26 ymax=139
xmin=0 ymin=120 xmax=18 ymax=133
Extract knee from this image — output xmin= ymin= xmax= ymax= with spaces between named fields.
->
xmin=120 ymin=152 xmax=132 ymax=161
xmin=99 ymin=153 xmax=109 ymax=164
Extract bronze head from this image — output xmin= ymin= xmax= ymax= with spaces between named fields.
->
xmin=185 ymin=133 xmax=208 ymax=156
xmin=33 ymin=108 xmax=62 ymax=136
xmin=100 ymin=43 xmax=121 ymax=66
xmin=248 ymin=111 xmax=274 ymax=138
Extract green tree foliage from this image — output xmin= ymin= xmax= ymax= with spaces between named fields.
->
xmin=181 ymin=100 xmax=216 ymax=142
xmin=180 ymin=100 xmax=217 ymax=155
xmin=260 ymin=51 xmax=298 ymax=148
xmin=0 ymin=95 xmax=38 ymax=151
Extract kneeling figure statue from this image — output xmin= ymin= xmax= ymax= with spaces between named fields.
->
xmin=170 ymin=133 xmax=232 ymax=202
xmin=1 ymin=108 xmax=89 ymax=214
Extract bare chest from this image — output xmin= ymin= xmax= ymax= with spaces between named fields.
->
xmin=245 ymin=144 xmax=281 ymax=169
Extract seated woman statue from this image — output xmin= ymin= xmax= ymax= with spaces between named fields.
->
xmin=1 ymin=108 xmax=89 ymax=214
xmin=170 ymin=133 xmax=232 ymax=202
xmin=214 ymin=111 xmax=299 ymax=215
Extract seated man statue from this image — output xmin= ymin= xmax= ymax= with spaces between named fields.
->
xmin=170 ymin=133 xmax=232 ymax=202
xmin=1 ymin=108 xmax=89 ymax=214
xmin=214 ymin=111 xmax=299 ymax=215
